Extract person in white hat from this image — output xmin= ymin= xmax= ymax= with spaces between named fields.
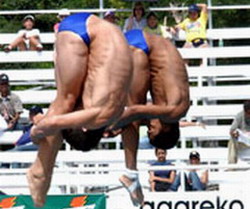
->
xmin=4 ymin=15 xmax=43 ymax=52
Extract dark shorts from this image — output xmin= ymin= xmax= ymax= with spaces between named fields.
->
xmin=58 ymin=12 xmax=92 ymax=46
xmin=191 ymin=38 xmax=207 ymax=48
xmin=155 ymin=181 xmax=171 ymax=191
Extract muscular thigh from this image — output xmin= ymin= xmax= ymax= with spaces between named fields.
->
xmin=82 ymin=18 xmax=133 ymax=114
xmin=55 ymin=32 xmax=88 ymax=102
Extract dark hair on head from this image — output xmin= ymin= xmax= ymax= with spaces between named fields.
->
xmin=155 ymin=148 xmax=167 ymax=155
xmin=146 ymin=11 xmax=158 ymax=20
xmin=243 ymin=100 xmax=250 ymax=112
xmin=150 ymin=122 xmax=180 ymax=149
xmin=62 ymin=127 xmax=105 ymax=152
xmin=133 ymin=2 xmax=145 ymax=17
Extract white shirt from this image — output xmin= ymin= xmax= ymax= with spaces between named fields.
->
xmin=123 ymin=17 xmax=147 ymax=32
xmin=17 ymin=28 xmax=40 ymax=39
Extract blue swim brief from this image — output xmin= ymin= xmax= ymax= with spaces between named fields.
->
xmin=58 ymin=12 xmax=92 ymax=46
xmin=125 ymin=29 xmax=150 ymax=55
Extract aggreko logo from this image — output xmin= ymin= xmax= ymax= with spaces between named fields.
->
xmin=140 ymin=196 xmax=244 ymax=209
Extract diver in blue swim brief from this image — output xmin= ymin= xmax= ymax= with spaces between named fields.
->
xmin=125 ymin=29 xmax=149 ymax=55
xmin=58 ymin=12 xmax=91 ymax=46
xmin=28 ymin=13 xmax=133 ymax=208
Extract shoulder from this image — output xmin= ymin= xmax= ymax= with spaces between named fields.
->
xmin=32 ymin=28 xmax=40 ymax=33
xmin=9 ymin=93 xmax=22 ymax=101
xmin=178 ymin=18 xmax=189 ymax=28
xmin=236 ymin=111 xmax=244 ymax=119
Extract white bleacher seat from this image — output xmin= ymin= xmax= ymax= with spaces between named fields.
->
xmin=0 ymin=69 xmax=55 ymax=86
xmin=0 ymin=33 xmax=55 ymax=45
xmin=186 ymin=104 xmax=242 ymax=120
xmin=1 ymin=28 xmax=250 ymax=45
xmin=0 ymin=51 xmax=53 ymax=63
xmin=0 ymin=131 xmax=22 ymax=145
xmin=9 ymin=84 xmax=250 ymax=105
xmin=1 ymin=46 xmax=250 ymax=63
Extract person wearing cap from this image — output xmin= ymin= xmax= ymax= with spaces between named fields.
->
xmin=0 ymin=74 xmax=23 ymax=131
xmin=11 ymin=105 xmax=43 ymax=151
xmin=170 ymin=151 xmax=208 ymax=191
xmin=123 ymin=2 xmax=147 ymax=32
xmin=173 ymin=3 xmax=208 ymax=49
xmin=4 ymin=15 xmax=43 ymax=52
xmin=188 ymin=151 xmax=208 ymax=190
xmin=104 ymin=11 xmax=117 ymax=24
xmin=54 ymin=9 xmax=70 ymax=33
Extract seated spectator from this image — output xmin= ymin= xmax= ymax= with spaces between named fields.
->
xmin=11 ymin=105 xmax=43 ymax=151
xmin=4 ymin=15 xmax=43 ymax=52
xmin=54 ymin=9 xmax=70 ymax=33
xmin=171 ymin=4 xmax=208 ymax=65
xmin=170 ymin=151 xmax=208 ymax=191
xmin=149 ymin=148 xmax=176 ymax=192
xmin=228 ymin=100 xmax=250 ymax=164
xmin=172 ymin=4 xmax=208 ymax=49
xmin=0 ymin=74 xmax=23 ymax=130
xmin=144 ymin=12 xmax=164 ymax=37
xmin=123 ymin=2 xmax=147 ymax=32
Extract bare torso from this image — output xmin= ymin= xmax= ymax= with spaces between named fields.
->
xmin=83 ymin=15 xmax=133 ymax=124
xmin=145 ymin=33 xmax=190 ymax=121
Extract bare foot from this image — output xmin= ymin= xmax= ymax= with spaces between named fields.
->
xmin=119 ymin=174 xmax=144 ymax=206
xmin=27 ymin=168 xmax=51 ymax=207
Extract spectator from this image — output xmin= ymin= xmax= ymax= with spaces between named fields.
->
xmin=171 ymin=151 xmax=208 ymax=191
xmin=228 ymin=100 xmax=250 ymax=164
xmin=144 ymin=12 xmax=164 ymax=37
xmin=54 ymin=9 xmax=70 ymax=33
xmin=11 ymin=105 xmax=43 ymax=151
xmin=123 ymin=2 xmax=147 ymax=32
xmin=173 ymin=4 xmax=208 ymax=49
xmin=103 ymin=11 xmax=118 ymax=25
xmin=0 ymin=74 xmax=23 ymax=130
xmin=149 ymin=148 xmax=176 ymax=192
xmin=4 ymin=15 xmax=43 ymax=52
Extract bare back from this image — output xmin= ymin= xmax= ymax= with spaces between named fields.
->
xmin=83 ymin=16 xmax=133 ymax=122
xmin=145 ymin=33 xmax=190 ymax=120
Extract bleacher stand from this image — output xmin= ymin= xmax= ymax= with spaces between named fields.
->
xmin=0 ymin=6 xmax=250 ymax=208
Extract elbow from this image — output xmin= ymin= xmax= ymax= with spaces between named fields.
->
xmin=165 ymin=102 xmax=190 ymax=121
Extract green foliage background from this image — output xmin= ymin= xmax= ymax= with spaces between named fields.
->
xmin=0 ymin=0 xmax=250 ymax=33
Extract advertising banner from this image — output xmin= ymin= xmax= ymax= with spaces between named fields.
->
xmin=0 ymin=194 xmax=105 ymax=209
xmin=140 ymin=192 xmax=248 ymax=209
